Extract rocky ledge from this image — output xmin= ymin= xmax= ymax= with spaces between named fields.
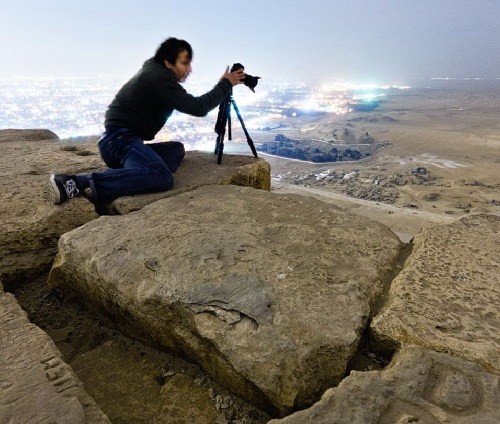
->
xmin=371 ymin=214 xmax=500 ymax=374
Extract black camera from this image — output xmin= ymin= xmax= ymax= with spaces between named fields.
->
xmin=231 ymin=63 xmax=260 ymax=92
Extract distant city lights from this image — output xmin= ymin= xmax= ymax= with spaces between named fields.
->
xmin=0 ymin=76 xmax=413 ymax=145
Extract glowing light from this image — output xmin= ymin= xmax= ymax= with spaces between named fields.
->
xmin=301 ymin=96 xmax=320 ymax=111
xmin=353 ymin=93 xmax=378 ymax=101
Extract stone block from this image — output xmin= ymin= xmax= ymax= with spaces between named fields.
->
xmin=372 ymin=214 xmax=500 ymax=373
xmin=0 ymin=288 xmax=110 ymax=423
xmin=48 ymin=185 xmax=402 ymax=415
xmin=0 ymin=130 xmax=101 ymax=287
xmin=269 ymin=345 xmax=500 ymax=423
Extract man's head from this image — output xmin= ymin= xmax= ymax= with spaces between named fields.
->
xmin=154 ymin=37 xmax=192 ymax=83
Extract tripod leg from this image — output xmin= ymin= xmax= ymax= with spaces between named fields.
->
xmin=214 ymin=98 xmax=229 ymax=155
xmin=216 ymin=116 xmax=230 ymax=164
xmin=231 ymin=99 xmax=258 ymax=158
xmin=217 ymin=143 xmax=224 ymax=164
xmin=214 ymin=132 xmax=223 ymax=155
xmin=214 ymin=98 xmax=232 ymax=164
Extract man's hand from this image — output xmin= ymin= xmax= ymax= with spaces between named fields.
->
xmin=221 ymin=66 xmax=246 ymax=86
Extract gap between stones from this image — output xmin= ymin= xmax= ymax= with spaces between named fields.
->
xmin=7 ymin=272 xmax=272 ymax=423
xmin=345 ymin=240 xmax=414 ymax=376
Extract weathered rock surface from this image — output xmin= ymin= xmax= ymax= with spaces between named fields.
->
xmin=0 ymin=129 xmax=270 ymax=287
xmin=0 ymin=128 xmax=59 ymax=142
xmin=70 ymin=340 xmax=219 ymax=424
xmin=0 ymin=130 xmax=102 ymax=287
xmin=48 ymin=184 xmax=403 ymax=415
xmin=268 ymin=345 xmax=500 ymax=424
xmin=109 ymin=151 xmax=271 ymax=214
xmin=371 ymin=214 xmax=500 ymax=373
xmin=0 ymin=282 xmax=110 ymax=423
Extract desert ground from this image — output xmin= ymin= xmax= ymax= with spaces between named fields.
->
xmin=260 ymin=82 xmax=500 ymax=241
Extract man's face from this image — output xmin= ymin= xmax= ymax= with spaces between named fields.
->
xmin=165 ymin=50 xmax=192 ymax=83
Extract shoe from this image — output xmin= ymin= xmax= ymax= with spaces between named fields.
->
xmin=49 ymin=174 xmax=80 ymax=204
xmin=82 ymin=187 xmax=112 ymax=215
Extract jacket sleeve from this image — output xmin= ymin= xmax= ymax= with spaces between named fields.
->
xmin=165 ymin=78 xmax=232 ymax=117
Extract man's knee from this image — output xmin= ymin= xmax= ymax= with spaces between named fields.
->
xmin=150 ymin=163 xmax=174 ymax=191
xmin=171 ymin=141 xmax=185 ymax=160
xmin=163 ymin=142 xmax=185 ymax=172
xmin=149 ymin=141 xmax=185 ymax=167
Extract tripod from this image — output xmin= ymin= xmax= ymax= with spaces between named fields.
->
xmin=214 ymin=89 xmax=258 ymax=164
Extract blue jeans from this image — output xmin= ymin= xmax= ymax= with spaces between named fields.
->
xmin=90 ymin=127 xmax=185 ymax=203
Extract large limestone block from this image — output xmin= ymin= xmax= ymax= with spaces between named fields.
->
xmin=371 ymin=214 xmax=500 ymax=373
xmin=268 ymin=345 xmax=500 ymax=424
xmin=0 ymin=130 xmax=101 ymax=286
xmin=0 ymin=285 xmax=110 ymax=423
xmin=48 ymin=185 xmax=402 ymax=415
xmin=109 ymin=151 xmax=271 ymax=214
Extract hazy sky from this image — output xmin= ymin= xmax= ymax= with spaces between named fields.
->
xmin=1 ymin=0 xmax=499 ymax=84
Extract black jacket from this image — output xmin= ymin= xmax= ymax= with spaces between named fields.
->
xmin=105 ymin=58 xmax=232 ymax=140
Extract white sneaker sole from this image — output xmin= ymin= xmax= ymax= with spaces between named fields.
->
xmin=49 ymin=174 xmax=62 ymax=204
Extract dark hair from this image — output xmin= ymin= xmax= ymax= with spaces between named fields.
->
xmin=153 ymin=37 xmax=192 ymax=65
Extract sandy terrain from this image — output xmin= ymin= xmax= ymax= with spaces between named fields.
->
xmin=258 ymin=83 xmax=500 ymax=240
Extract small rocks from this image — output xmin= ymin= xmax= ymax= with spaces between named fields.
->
xmin=194 ymin=374 xmax=209 ymax=386
xmin=214 ymin=394 xmax=233 ymax=410
xmin=279 ymin=166 xmax=436 ymax=205
xmin=60 ymin=144 xmax=79 ymax=151
xmin=412 ymin=166 xmax=427 ymax=175
xmin=422 ymin=192 xmax=439 ymax=201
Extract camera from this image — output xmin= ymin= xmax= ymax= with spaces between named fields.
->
xmin=231 ymin=63 xmax=260 ymax=92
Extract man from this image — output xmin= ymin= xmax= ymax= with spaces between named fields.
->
xmin=49 ymin=37 xmax=245 ymax=214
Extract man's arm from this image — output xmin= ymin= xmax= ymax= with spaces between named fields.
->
xmin=167 ymin=67 xmax=245 ymax=117
xmin=169 ymin=79 xmax=232 ymax=117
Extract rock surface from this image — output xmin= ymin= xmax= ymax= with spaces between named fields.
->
xmin=371 ymin=214 xmax=500 ymax=373
xmin=109 ymin=150 xmax=271 ymax=214
xmin=0 ymin=128 xmax=59 ymax=142
xmin=268 ymin=345 xmax=500 ymax=424
xmin=0 ymin=130 xmax=102 ymax=287
xmin=70 ymin=340 xmax=219 ymax=424
xmin=0 ymin=282 xmax=110 ymax=423
xmin=48 ymin=184 xmax=403 ymax=415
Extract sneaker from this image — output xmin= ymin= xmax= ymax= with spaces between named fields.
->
xmin=49 ymin=174 xmax=80 ymax=204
